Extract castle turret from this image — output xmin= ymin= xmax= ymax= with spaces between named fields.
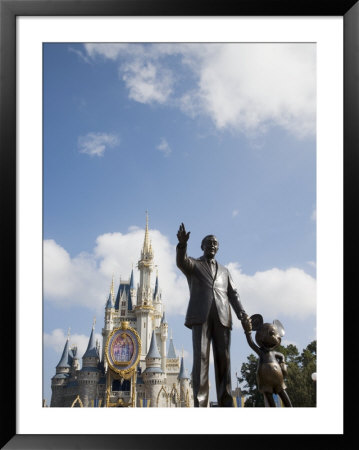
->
xmin=78 ymin=320 xmax=101 ymax=407
xmin=160 ymin=312 xmax=168 ymax=372
xmin=129 ymin=267 xmax=136 ymax=308
xmin=166 ymin=332 xmax=180 ymax=376
xmin=153 ymin=270 xmax=163 ymax=328
xmin=135 ymin=213 xmax=155 ymax=361
xmin=137 ymin=212 xmax=154 ymax=307
xmin=167 ymin=335 xmax=176 ymax=359
xmin=105 ymin=275 xmax=115 ymax=311
xmin=178 ymin=355 xmax=191 ymax=407
xmin=50 ymin=330 xmax=71 ymax=406
xmin=142 ymin=330 xmax=165 ymax=407
xmin=102 ymin=277 xmax=115 ymax=365
xmin=69 ymin=346 xmax=80 ymax=376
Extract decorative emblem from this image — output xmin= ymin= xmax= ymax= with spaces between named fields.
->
xmin=105 ymin=322 xmax=141 ymax=377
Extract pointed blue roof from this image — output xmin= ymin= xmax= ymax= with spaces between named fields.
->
xmin=153 ymin=273 xmax=159 ymax=299
xmin=83 ymin=326 xmax=98 ymax=359
xmin=56 ymin=338 xmax=70 ymax=368
xmin=147 ymin=331 xmax=161 ymax=359
xmin=161 ymin=311 xmax=167 ymax=324
xmin=167 ymin=338 xmax=177 ymax=358
xmin=105 ymin=291 xmax=114 ymax=309
xmin=115 ymin=281 xmax=133 ymax=311
xmin=130 ymin=269 xmax=135 ymax=289
xmin=178 ymin=356 xmax=189 ymax=380
xmin=128 ymin=291 xmax=133 ymax=311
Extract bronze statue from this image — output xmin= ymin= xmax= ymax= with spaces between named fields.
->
xmin=242 ymin=314 xmax=293 ymax=407
xmin=176 ymin=223 xmax=250 ymax=407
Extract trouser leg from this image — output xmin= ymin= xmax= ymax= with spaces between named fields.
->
xmin=278 ymin=389 xmax=293 ymax=407
xmin=211 ymin=305 xmax=233 ymax=407
xmin=192 ymin=321 xmax=211 ymax=407
xmin=263 ymin=392 xmax=276 ymax=407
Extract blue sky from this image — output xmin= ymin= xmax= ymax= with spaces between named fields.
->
xmin=43 ymin=43 xmax=316 ymax=404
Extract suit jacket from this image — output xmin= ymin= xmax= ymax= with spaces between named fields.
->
xmin=176 ymin=243 xmax=245 ymax=329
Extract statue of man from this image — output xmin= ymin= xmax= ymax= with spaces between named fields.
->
xmin=176 ymin=223 xmax=250 ymax=407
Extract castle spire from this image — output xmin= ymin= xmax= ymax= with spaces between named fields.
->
xmin=161 ymin=310 xmax=167 ymax=324
xmin=83 ymin=320 xmax=98 ymax=359
xmin=178 ymin=356 xmax=189 ymax=380
xmin=146 ymin=330 xmax=161 ymax=359
xmin=130 ymin=266 xmax=135 ymax=290
xmin=167 ymin=335 xmax=177 ymax=359
xmin=110 ymin=274 xmax=115 ymax=301
xmin=137 ymin=212 xmax=154 ymax=308
xmin=153 ymin=269 xmax=159 ymax=298
xmin=142 ymin=210 xmax=152 ymax=257
xmin=56 ymin=333 xmax=71 ymax=368
xmin=106 ymin=276 xmax=115 ymax=309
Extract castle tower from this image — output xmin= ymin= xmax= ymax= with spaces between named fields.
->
xmin=137 ymin=212 xmax=154 ymax=307
xmin=69 ymin=346 xmax=80 ymax=376
xmin=166 ymin=333 xmax=180 ymax=372
xmin=142 ymin=330 xmax=165 ymax=407
xmin=129 ymin=267 xmax=136 ymax=305
xmin=178 ymin=355 xmax=191 ymax=407
xmin=160 ymin=312 xmax=168 ymax=373
xmin=102 ymin=277 xmax=115 ymax=366
xmin=135 ymin=213 xmax=155 ymax=361
xmin=165 ymin=332 xmax=181 ymax=393
xmin=50 ymin=330 xmax=71 ymax=407
xmin=78 ymin=320 xmax=101 ymax=407
xmin=153 ymin=270 xmax=163 ymax=328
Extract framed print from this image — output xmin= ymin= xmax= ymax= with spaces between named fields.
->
xmin=1 ymin=0 xmax=357 ymax=448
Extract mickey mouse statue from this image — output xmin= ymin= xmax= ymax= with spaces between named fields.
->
xmin=242 ymin=314 xmax=293 ymax=407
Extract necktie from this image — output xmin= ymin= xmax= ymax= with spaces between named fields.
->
xmin=208 ymin=259 xmax=216 ymax=277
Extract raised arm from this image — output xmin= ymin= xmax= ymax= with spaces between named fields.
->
xmin=177 ymin=222 xmax=190 ymax=246
xmin=176 ymin=223 xmax=193 ymax=275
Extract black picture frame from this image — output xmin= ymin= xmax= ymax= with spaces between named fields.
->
xmin=1 ymin=0 xmax=357 ymax=448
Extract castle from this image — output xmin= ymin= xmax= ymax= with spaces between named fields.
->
xmin=50 ymin=215 xmax=194 ymax=407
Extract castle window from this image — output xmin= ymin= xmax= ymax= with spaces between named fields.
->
xmin=121 ymin=310 xmax=126 ymax=316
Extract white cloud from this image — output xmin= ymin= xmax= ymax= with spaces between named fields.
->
xmin=185 ymin=44 xmax=316 ymax=138
xmin=44 ymin=228 xmax=316 ymax=322
xmin=44 ymin=239 xmax=107 ymax=312
xmin=156 ymin=138 xmax=172 ymax=157
xmin=232 ymin=209 xmax=239 ymax=217
xmin=227 ymin=262 xmax=316 ymax=323
xmin=44 ymin=328 xmax=102 ymax=360
xmin=84 ymin=43 xmax=143 ymax=61
xmin=83 ymin=43 xmax=316 ymax=139
xmin=121 ymin=60 xmax=173 ymax=104
xmin=44 ymin=227 xmax=188 ymax=315
xmin=68 ymin=47 xmax=91 ymax=64
xmin=78 ymin=132 xmax=119 ymax=157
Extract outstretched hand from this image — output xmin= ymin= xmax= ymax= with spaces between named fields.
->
xmin=177 ymin=223 xmax=190 ymax=245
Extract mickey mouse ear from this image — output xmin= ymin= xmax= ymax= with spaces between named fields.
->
xmin=273 ymin=319 xmax=285 ymax=337
xmin=250 ymin=314 xmax=263 ymax=331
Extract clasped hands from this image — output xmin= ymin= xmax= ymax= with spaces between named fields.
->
xmin=240 ymin=313 xmax=252 ymax=333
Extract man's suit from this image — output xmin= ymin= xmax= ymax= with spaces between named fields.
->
xmin=176 ymin=242 xmax=246 ymax=407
